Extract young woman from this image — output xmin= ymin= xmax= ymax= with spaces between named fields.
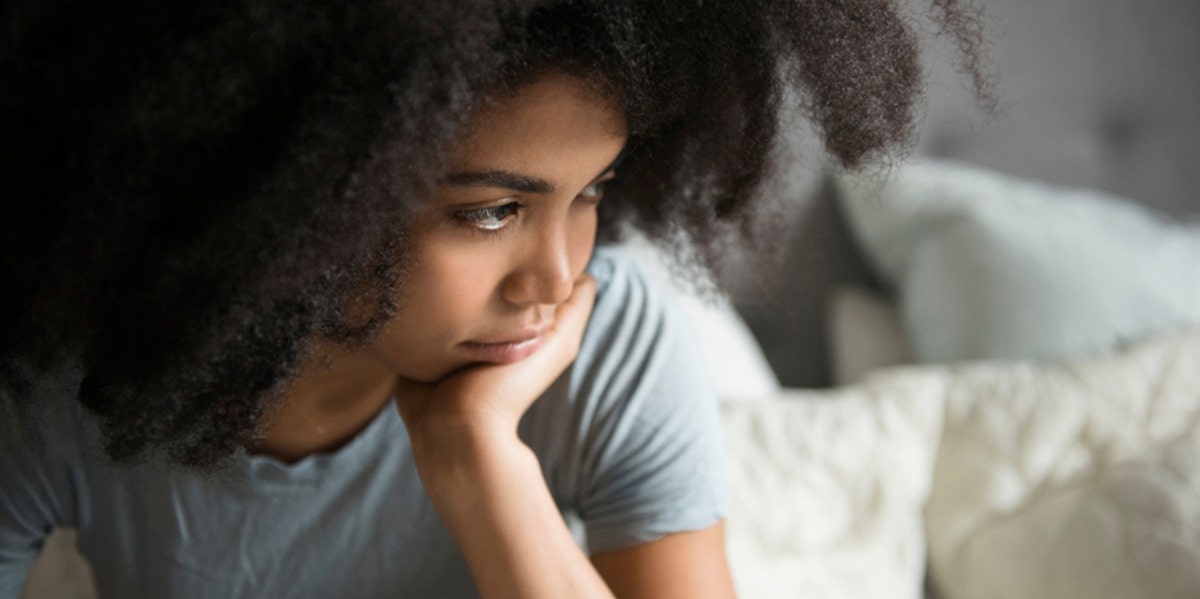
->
xmin=0 ymin=1 xmax=986 ymax=597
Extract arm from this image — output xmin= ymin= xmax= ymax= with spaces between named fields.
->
xmin=397 ymin=271 xmax=738 ymax=598
xmin=592 ymin=522 xmax=737 ymax=599
xmin=409 ymin=421 xmax=739 ymax=599
xmin=0 ymin=408 xmax=72 ymax=599
xmin=396 ymin=275 xmax=613 ymax=599
xmin=412 ymin=422 xmax=739 ymax=599
xmin=408 ymin=423 xmax=614 ymax=599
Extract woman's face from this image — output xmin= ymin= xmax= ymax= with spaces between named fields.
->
xmin=367 ymin=73 xmax=628 ymax=383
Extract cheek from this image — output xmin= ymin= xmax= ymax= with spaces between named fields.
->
xmin=368 ymin=238 xmax=505 ymax=380
xmin=404 ymin=239 xmax=504 ymax=327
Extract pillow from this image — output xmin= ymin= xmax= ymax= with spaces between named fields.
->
xmin=720 ymin=371 xmax=945 ymax=599
xmin=827 ymin=284 xmax=912 ymax=385
xmin=618 ymin=236 xmax=780 ymax=399
xmin=837 ymin=160 xmax=1200 ymax=364
xmin=920 ymin=327 xmax=1200 ymax=599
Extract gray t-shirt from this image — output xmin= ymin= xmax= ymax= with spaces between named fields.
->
xmin=0 ymin=246 xmax=729 ymax=598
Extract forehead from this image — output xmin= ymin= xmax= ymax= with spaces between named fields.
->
xmin=447 ymin=73 xmax=628 ymax=171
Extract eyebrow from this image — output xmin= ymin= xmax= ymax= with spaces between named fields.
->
xmin=439 ymin=146 xmax=629 ymax=194
xmin=439 ymin=170 xmax=554 ymax=194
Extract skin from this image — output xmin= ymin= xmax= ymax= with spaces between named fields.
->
xmin=251 ymin=72 xmax=737 ymax=599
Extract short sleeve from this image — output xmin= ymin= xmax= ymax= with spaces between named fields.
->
xmin=0 ymin=400 xmax=81 ymax=597
xmin=568 ymin=247 xmax=730 ymax=554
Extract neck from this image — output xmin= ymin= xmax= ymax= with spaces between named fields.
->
xmin=247 ymin=343 xmax=398 ymax=464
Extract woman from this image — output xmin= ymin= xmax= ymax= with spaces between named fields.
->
xmin=0 ymin=1 xmax=986 ymax=597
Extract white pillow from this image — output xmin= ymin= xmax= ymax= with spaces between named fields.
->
xmin=922 ymin=327 xmax=1200 ymax=599
xmin=720 ymin=371 xmax=945 ymax=599
xmin=837 ymin=160 xmax=1200 ymax=364
xmin=827 ymin=284 xmax=912 ymax=385
xmin=618 ymin=236 xmax=780 ymax=399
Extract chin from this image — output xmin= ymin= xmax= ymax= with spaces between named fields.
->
xmin=402 ymin=360 xmax=472 ymax=385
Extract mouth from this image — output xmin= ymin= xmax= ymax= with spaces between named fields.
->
xmin=459 ymin=323 xmax=551 ymax=364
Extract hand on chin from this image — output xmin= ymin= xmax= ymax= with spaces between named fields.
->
xmin=392 ymin=274 xmax=596 ymax=443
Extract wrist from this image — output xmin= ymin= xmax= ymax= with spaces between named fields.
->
xmin=396 ymin=404 xmax=613 ymax=598
xmin=407 ymin=419 xmax=534 ymax=496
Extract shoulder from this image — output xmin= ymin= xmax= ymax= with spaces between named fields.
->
xmin=577 ymin=245 xmax=704 ymax=404
xmin=524 ymin=243 xmax=713 ymax=431
xmin=1 ymin=368 xmax=93 ymax=536
xmin=581 ymin=244 xmax=683 ymax=363
xmin=522 ymin=245 xmax=729 ymax=552
xmin=2 ymin=371 xmax=91 ymax=464
xmin=585 ymin=244 xmax=663 ymax=311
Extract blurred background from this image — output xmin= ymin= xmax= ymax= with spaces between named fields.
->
xmin=711 ymin=2 xmax=1200 ymax=597
xmin=734 ymin=0 xmax=1200 ymax=389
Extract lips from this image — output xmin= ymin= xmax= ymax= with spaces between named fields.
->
xmin=466 ymin=323 xmax=551 ymax=346
xmin=459 ymin=323 xmax=552 ymax=364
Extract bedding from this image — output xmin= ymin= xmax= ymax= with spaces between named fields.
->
xmin=720 ymin=371 xmax=946 ymax=599
xmin=836 ymin=160 xmax=1200 ymax=364
xmin=920 ymin=327 xmax=1200 ymax=599
xmin=720 ymin=327 xmax=1200 ymax=599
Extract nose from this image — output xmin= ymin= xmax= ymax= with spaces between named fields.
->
xmin=501 ymin=225 xmax=576 ymax=307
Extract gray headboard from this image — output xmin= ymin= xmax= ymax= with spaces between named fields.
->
xmin=736 ymin=0 xmax=1200 ymax=388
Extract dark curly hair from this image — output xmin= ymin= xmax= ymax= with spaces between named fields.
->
xmin=1 ymin=0 xmax=989 ymax=468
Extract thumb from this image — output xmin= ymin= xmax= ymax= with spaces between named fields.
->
xmin=529 ymin=274 xmax=597 ymax=374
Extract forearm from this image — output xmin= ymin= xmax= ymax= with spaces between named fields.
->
xmin=410 ymin=426 xmax=614 ymax=599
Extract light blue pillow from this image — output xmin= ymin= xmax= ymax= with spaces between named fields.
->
xmin=836 ymin=160 xmax=1200 ymax=364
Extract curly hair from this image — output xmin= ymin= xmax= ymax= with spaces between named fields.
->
xmin=1 ymin=0 xmax=988 ymax=468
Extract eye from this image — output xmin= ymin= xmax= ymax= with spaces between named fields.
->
xmin=578 ymin=180 xmax=608 ymax=204
xmin=454 ymin=202 xmax=523 ymax=232
xmin=580 ymin=182 xmax=603 ymax=198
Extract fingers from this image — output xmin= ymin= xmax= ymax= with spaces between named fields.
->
xmin=554 ymin=274 xmax=597 ymax=344
xmin=534 ymin=274 xmax=596 ymax=371
xmin=393 ymin=274 xmax=597 ymax=432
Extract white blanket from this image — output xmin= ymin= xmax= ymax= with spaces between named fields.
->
xmin=721 ymin=328 xmax=1200 ymax=599
xmin=924 ymin=328 xmax=1200 ymax=599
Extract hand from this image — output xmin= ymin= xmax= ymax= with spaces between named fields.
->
xmin=390 ymin=274 xmax=612 ymax=599
xmin=393 ymin=274 xmax=597 ymax=446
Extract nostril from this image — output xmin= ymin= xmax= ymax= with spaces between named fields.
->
xmin=501 ymin=263 xmax=574 ymax=306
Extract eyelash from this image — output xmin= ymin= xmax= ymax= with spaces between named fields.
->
xmin=452 ymin=180 xmax=610 ymax=236
xmin=454 ymin=202 xmax=525 ymax=236
xmin=578 ymin=181 xmax=607 ymax=203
